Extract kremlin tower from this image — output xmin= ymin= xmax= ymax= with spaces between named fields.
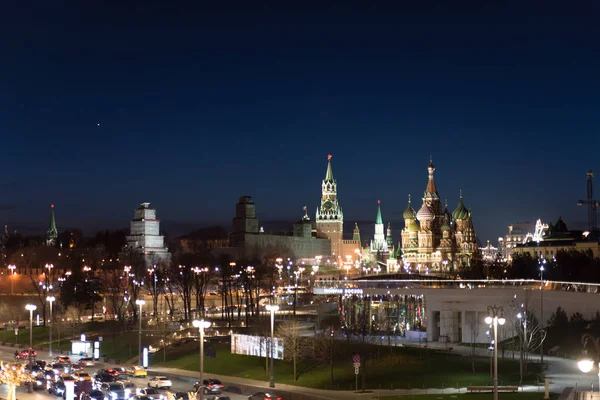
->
xmin=370 ymin=200 xmax=389 ymax=258
xmin=316 ymin=155 xmax=344 ymax=260
xmin=46 ymin=204 xmax=58 ymax=247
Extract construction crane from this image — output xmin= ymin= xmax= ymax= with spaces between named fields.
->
xmin=577 ymin=170 xmax=600 ymax=234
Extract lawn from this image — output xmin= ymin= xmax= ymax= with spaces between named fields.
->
xmin=380 ymin=394 xmax=555 ymax=400
xmin=154 ymin=341 xmax=542 ymax=391
xmin=0 ymin=321 xmax=143 ymax=363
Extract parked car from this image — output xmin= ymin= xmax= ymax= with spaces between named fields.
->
xmin=130 ymin=366 xmax=147 ymax=377
xmin=136 ymin=388 xmax=164 ymax=400
xmin=248 ymin=392 xmax=282 ymax=400
xmin=147 ymin=376 xmax=172 ymax=389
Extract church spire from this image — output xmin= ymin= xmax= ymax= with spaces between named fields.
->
xmin=376 ymin=200 xmax=383 ymax=224
xmin=325 ymin=154 xmax=334 ymax=182
xmin=425 ymin=158 xmax=438 ymax=196
xmin=46 ymin=204 xmax=58 ymax=247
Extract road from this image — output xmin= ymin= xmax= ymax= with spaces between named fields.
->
xmin=0 ymin=346 xmax=247 ymax=400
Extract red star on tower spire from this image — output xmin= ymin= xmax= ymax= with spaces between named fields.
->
xmin=327 ymin=154 xmax=332 ymax=161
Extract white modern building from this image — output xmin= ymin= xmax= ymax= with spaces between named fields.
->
xmin=124 ymin=202 xmax=171 ymax=265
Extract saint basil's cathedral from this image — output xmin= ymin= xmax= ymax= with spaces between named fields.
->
xmin=315 ymin=155 xmax=478 ymax=275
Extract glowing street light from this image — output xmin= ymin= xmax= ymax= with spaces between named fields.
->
xmin=192 ymin=320 xmax=212 ymax=400
xmin=47 ymin=296 xmax=55 ymax=357
xmin=135 ymin=300 xmax=145 ymax=365
xmin=8 ymin=265 xmax=16 ymax=295
xmin=25 ymin=304 xmax=36 ymax=393
xmin=265 ymin=304 xmax=279 ymax=388
xmin=485 ymin=305 xmax=505 ymax=400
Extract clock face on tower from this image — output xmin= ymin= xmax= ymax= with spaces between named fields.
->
xmin=323 ymin=200 xmax=333 ymax=210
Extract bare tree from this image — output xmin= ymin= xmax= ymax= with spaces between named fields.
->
xmin=277 ymin=319 xmax=308 ymax=381
xmin=314 ymin=328 xmax=336 ymax=385
xmin=466 ymin=311 xmax=481 ymax=372
xmin=98 ymin=266 xmax=128 ymax=325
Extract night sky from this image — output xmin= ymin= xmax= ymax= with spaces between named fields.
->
xmin=1 ymin=2 xmax=599 ymax=243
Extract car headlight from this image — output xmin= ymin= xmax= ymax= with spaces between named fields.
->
xmin=36 ymin=380 xmax=42 ymax=385
xmin=125 ymin=389 xmax=131 ymax=397
xmin=31 ymin=371 xmax=37 ymax=376
xmin=110 ymin=392 xmax=118 ymax=399
xmin=57 ymin=388 xmax=64 ymax=394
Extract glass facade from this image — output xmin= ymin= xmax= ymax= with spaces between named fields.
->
xmin=340 ymin=294 xmax=426 ymax=336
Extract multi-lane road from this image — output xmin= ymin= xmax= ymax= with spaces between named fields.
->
xmin=0 ymin=346 xmax=248 ymax=400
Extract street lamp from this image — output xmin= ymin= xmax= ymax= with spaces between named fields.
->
xmin=266 ymin=304 xmax=280 ymax=388
xmin=25 ymin=304 xmax=37 ymax=393
xmin=8 ymin=265 xmax=16 ymax=295
xmin=135 ymin=299 xmax=145 ymax=365
xmin=192 ymin=319 xmax=211 ymax=400
xmin=578 ymin=334 xmax=600 ymax=392
xmin=485 ymin=305 xmax=505 ymax=400
xmin=540 ymin=259 xmax=546 ymax=366
xmin=47 ymin=296 xmax=55 ymax=357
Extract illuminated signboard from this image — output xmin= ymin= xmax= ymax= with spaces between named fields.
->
xmin=230 ymin=334 xmax=284 ymax=360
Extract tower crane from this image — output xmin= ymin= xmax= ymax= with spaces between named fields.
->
xmin=577 ymin=170 xmax=600 ymax=234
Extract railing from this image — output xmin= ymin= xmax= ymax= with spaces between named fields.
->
xmin=313 ymin=278 xmax=600 ymax=293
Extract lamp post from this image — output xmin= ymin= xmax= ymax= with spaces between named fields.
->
xmin=578 ymin=334 xmax=600 ymax=392
xmin=47 ymin=296 xmax=55 ymax=357
xmin=540 ymin=259 xmax=545 ymax=367
xmin=8 ymin=265 xmax=15 ymax=295
xmin=25 ymin=304 xmax=37 ymax=393
xmin=485 ymin=305 xmax=506 ymax=400
xmin=266 ymin=304 xmax=280 ymax=388
xmin=135 ymin=299 xmax=145 ymax=365
xmin=192 ymin=319 xmax=211 ymax=400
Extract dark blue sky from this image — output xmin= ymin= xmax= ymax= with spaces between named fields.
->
xmin=1 ymin=1 xmax=599 ymax=242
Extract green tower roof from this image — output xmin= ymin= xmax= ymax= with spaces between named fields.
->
xmin=325 ymin=154 xmax=334 ymax=182
xmin=403 ymin=194 xmax=416 ymax=220
xmin=376 ymin=200 xmax=383 ymax=224
xmin=452 ymin=191 xmax=469 ymax=221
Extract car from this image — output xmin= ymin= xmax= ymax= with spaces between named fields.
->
xmin=26 ymin=365 xmax=44 ymax=377
xmin=45 ymin=369 xmax=59 ymax=382
xmin=31 ymin=376 xmax=46 ymax=391
xmin=53 ymin=356 xmax=72 ymax=364
xmin=174 ymin=393 xmax=189 ymax=400
xmin=111 ymin=367 xmax=130 ymax=376
xmin=100 ymin=382 xmax=128 ymax=400
xmin=130 ymin=366 xmax=147 ymax=377
xmin=15 ymin=349 xmax=37 ymax=359
xmin=136 ymin=388 xmax=165 ymax=400
xmin=75 ymin=358 xmax=96 ymax=367
xmin=93 ymin=373 xmax=117 ymax=389
xmin=194 ymin=379 xmax=223 ymax=394
xmin=48 ymin=379 xmax=67 ymax=396
xmin=247 ymin=392 xmax=282 ymax=400
xmin=88 ymin=389 xmax=107 ymax=400
xmin=74 ymin=371 xmax=93 ymax=381
xmin=50 ymin=363 xmax=72 ymax=374
xmin=147 ymin=376 xmax=171 ymax=389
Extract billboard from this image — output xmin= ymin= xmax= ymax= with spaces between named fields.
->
xmin=231 ymin=333 xmax=284 ymax=360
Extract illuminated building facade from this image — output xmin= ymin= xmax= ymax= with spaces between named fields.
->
xmin=124 ymin=202 xmax=171 ymax=265
xmin=400 ymin=160 xmax=478 ymax=273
